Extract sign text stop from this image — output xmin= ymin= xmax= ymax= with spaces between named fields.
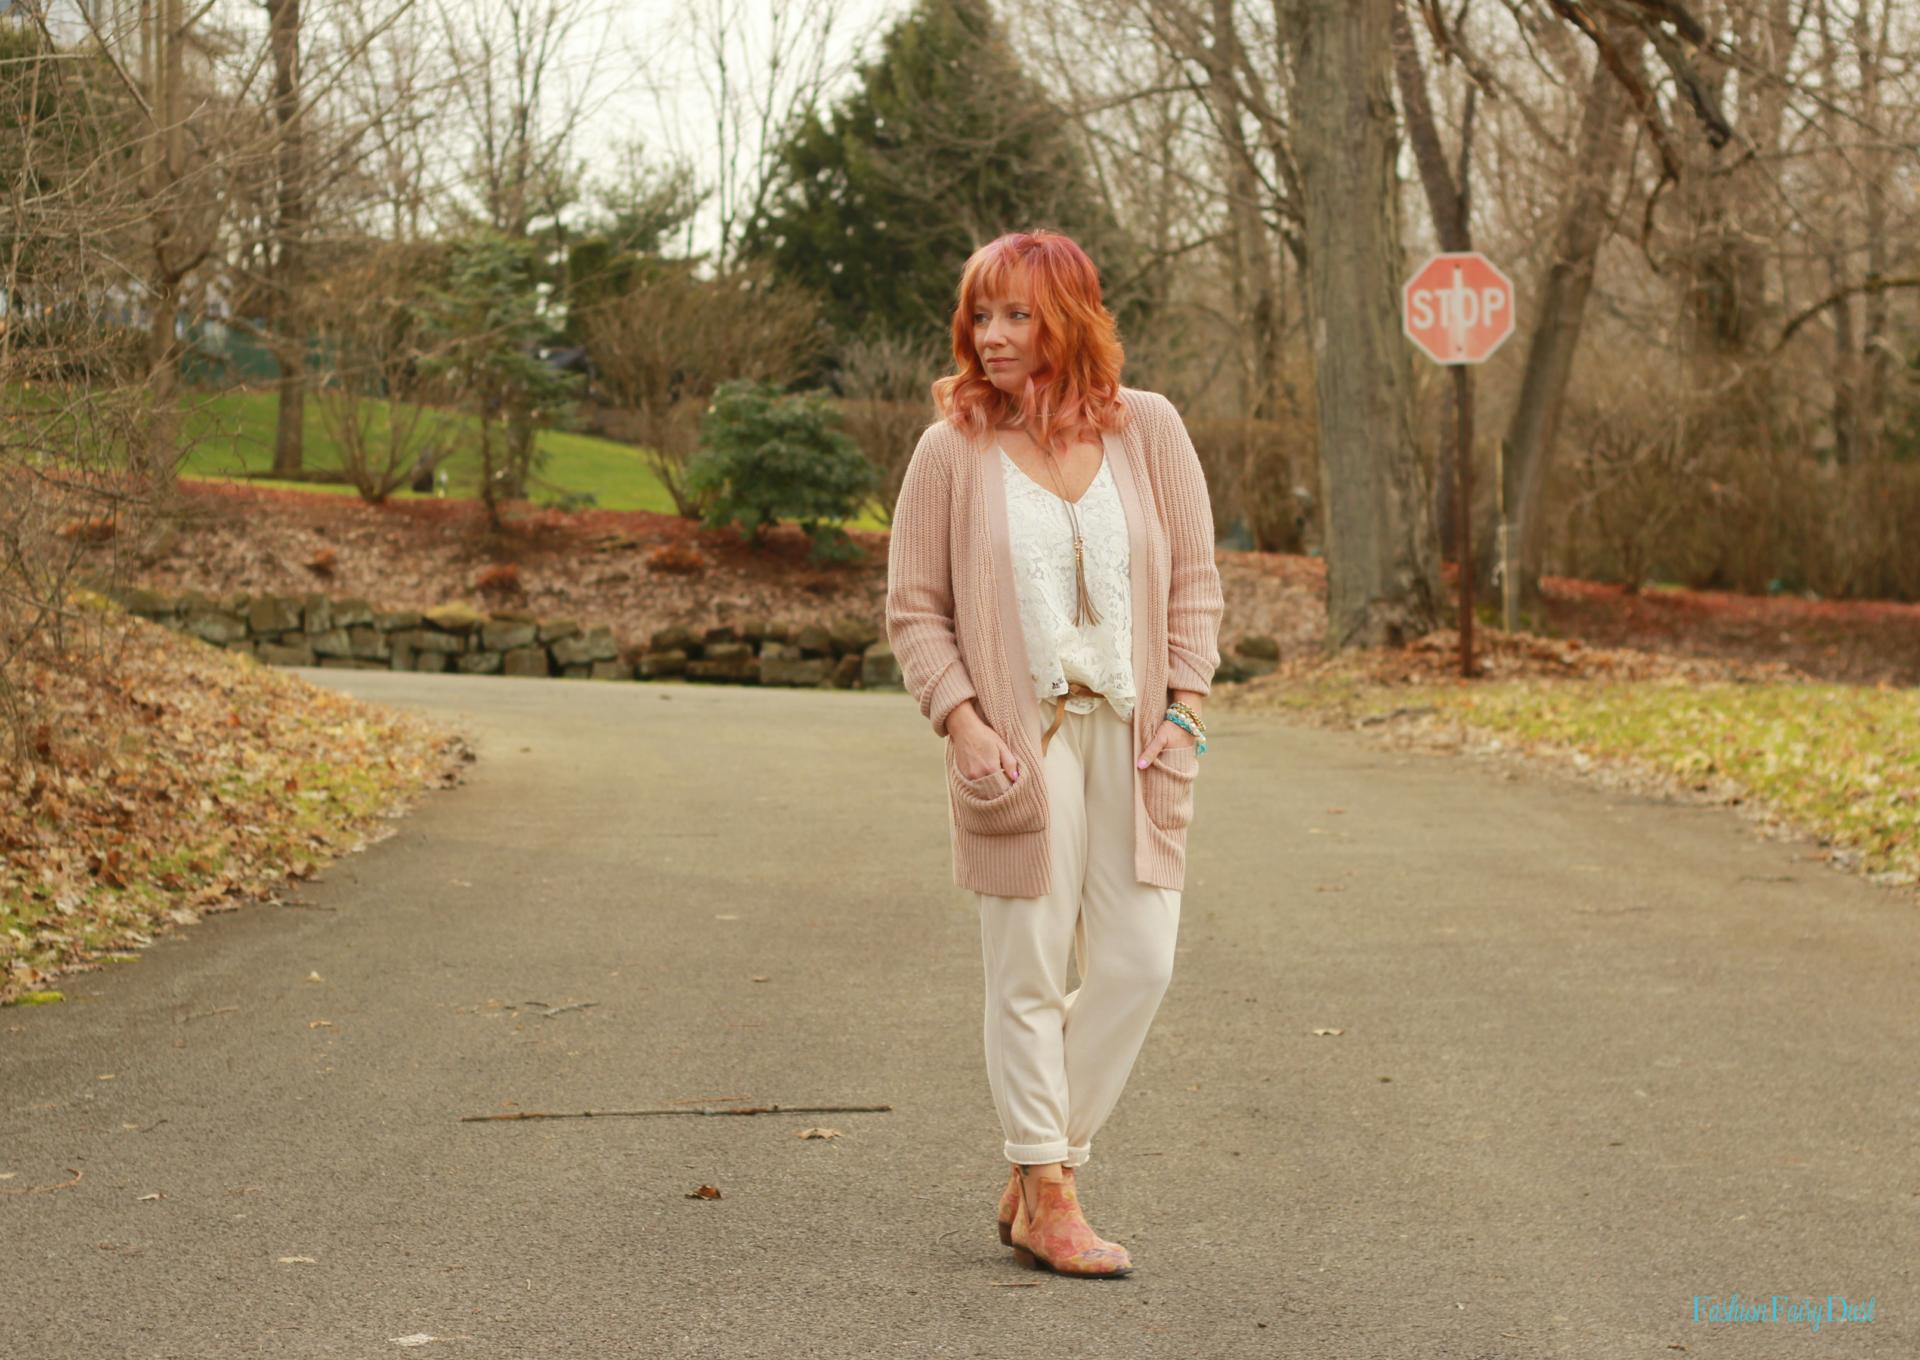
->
xmin=1402 ymin=252 xmax=1515 ymax=365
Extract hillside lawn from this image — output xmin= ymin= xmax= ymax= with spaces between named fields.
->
xmin=175 ymin=387 xmax=893 ymax=532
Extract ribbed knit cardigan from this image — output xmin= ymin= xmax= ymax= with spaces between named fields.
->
xmin=885 ymin=386 xmax=1225 ymax=897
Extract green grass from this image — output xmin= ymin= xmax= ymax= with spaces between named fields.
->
xmin=1260 ymin=673 xmax=1920 ymax=883
xmin=171 ymin=387 xmax=891 ymax=530
xmin=5 ymin=381 xmax=890 ymax=528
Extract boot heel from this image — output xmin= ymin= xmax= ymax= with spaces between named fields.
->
xmin=1011 ymin=1244 xmax=1039 ymax=1270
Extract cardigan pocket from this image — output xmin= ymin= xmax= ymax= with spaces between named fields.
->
xmin=945 ymin=739 xmax=1046 ymax=835
xmin=1142 ymin=742 xmax=1198 ymax=831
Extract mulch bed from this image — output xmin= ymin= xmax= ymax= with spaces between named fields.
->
xmin=125 ymin=479 xmax=1920 ymax=686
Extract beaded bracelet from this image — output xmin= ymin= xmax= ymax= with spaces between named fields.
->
xmin=1165 ymin=708 xmax=1208 ymax=755
xmin=1168 ymin=700 xmax=1207 ymax=736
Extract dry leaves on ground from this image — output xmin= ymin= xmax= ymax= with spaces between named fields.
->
xmin=1 ymin=592 xmax=475 ymax=1005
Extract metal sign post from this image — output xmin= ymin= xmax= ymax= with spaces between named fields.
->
xmin=1402 ymin=252 xmax=1517 ymax=678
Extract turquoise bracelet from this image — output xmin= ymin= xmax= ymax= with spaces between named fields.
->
xmin=1165 ymin=708 xmax=1208 ymax=755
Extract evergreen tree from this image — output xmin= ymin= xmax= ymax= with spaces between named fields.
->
xmin=741 ymin=0 xmax=1129 ymax=353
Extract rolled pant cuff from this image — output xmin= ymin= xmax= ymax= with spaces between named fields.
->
xmin=1004 ymin=1139 xmax=1071 ymax=1165
xmin=1064 ymin=1143 xmax=1091 ymax=1168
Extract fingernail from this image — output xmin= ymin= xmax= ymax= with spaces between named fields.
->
xmin=1136 ymin=758 xmax=1147 ymax=769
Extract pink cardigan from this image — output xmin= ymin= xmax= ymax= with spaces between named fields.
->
xmin=885 ymin=386 xmax=1225 ymax=897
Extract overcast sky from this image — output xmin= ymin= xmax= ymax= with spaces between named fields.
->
xmin=20 ymin=0 xmax=910 ymax=258
xmin=586 ymin=0 xmax=907 ymax=259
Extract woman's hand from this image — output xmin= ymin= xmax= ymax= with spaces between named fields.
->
xmin=950 ymin=711 xmax=1023 ymax=784
xmin=1137 ymin=718 xmax=1199 ymax=768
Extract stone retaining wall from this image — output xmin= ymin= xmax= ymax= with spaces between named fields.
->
xmin=90 ymin=584 xmax=1279 ymax=692
xmin=91 ymin=584 xmax=908 ymax=690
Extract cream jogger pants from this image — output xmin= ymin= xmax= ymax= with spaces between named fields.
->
xmin=975 ymin=698 xmax=1182 ymax=1168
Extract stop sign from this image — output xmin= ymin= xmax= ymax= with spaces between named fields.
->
xmin=1402 ymin=252 xmax=1515 ymax=365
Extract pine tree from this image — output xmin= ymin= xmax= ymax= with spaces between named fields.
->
xmin=741 ymin=0 xmax=1125 ymax=351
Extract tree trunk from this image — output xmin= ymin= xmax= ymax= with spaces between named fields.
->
xmin=1389 ymin=1 xmax=1470 ymax=563
xmin=1828 ymin=256 xmax=1860 ymax=466
xmin=138 ymin=0 xmax=188 ymax=481
xmin=1284 ymin=0 xmax=1442 ymax=651
xmin=1853 ymin=0 xmax=1892 ymax=464
xmin=1205 ymin=0 xmax=1281 ymax=424
xmin=268 ymin=0 xmax=307 ymax=477
xmin=142 ymin=278 xmax=181 ymax=481
xmin=504 ymin=403 xmax=535 ymax=501
xmin=1476 ymin=24 xmax=1643 ymax=627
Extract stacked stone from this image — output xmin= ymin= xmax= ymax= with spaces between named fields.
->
xmin=639 ymin=616 xmax=898 ymax=690
xmin=105 ymin=588 xmax=629 ymax=680
xmin=98 ymin=584 xmax=1280 ymax=694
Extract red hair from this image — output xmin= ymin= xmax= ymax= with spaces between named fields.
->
xmin=930 ymin=230 xmax=1129 ymax=457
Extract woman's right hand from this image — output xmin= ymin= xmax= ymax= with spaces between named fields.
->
xmin=949 ymin=710 xmax=1022 ymax=784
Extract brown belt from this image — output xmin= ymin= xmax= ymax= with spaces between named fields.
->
xmin=1040 ymin=682 xmax=1106 ymax=757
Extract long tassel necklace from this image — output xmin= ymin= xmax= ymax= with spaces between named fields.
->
xmin=1037 ymin=437 xmax=1101 ymax=629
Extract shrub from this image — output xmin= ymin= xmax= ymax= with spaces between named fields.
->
xmin=684 ymin=379 xmax=880 ymax=563
xmin=582 ymin=260 xmax=825 ymax=519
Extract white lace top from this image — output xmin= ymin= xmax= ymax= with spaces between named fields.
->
xmin=999 ymin=444 xmax=1136 ymax=723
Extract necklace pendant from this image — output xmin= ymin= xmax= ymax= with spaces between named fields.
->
xmin=1072 ymin=550 xmax=1101 ymax=628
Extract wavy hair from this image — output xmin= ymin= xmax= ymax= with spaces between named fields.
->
xmin=930 ymin=230 xmax=1128 ymax=457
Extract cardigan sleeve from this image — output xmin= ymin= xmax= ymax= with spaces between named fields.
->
xmin=885 ymin=430 xmax=978 ymax=738
xmin=1156 ymin=394 xmax=1225 ymax=696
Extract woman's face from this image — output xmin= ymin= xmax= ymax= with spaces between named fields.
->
xmin=970 ymin=290 xmax=1035 ymax=398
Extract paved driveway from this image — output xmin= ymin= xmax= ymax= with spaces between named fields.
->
xmin=4 ymin=671 xmax=1913 ymax=1357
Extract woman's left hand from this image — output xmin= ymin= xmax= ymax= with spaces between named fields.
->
xmin=1137 ymin=719 xmax=1199 ymax=768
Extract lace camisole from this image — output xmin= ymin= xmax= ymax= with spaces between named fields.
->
xmin=999 ymin=443 xmax=1136 ymax=724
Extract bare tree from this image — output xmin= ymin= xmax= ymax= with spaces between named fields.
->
xmin=660 ymin=0 xmax=872 ymax=269
xmin=435 ymin=0 xmax=628 ymax=500
xmin=1492 ymin=20 xmax=1642 ymax=623
xmin=306 ymin=238 xmax=457 ymax=501
xmin=336 ymin=0 xmax=453 ymax=242
xmin=266 ymin=0 xmax=308 ymax=475
xmin=581 ymin=260 xmax=825 ymax=516
xmin=1 ymin=12 xmax=159 ymax=768
xmin=1283 ymin=0 xmax=1444 ymax=649
xmin=1391 ymin=0 xmax=1478 ymax=563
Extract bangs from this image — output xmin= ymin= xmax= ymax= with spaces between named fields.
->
xmin=962 ymin=254 xmax=1033 ymax=312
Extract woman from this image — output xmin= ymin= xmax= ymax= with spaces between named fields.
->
xmin=885 ymin=230 xmax=1225 ymax=1278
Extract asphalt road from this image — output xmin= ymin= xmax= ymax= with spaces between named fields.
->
xmin=4 ymin=670 xmax=1914 ymax=1358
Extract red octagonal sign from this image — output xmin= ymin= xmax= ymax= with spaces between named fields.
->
xmin=1402 ymin=252 xmax=1515 ymax=365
